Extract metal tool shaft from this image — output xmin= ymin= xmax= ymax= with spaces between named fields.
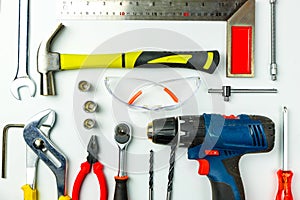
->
xmin=166 ymin=144 xmax=176 ymax=200
xmin=149 ymin=150 xmax=154 ymax=200
xmin=1 ymin=124 xmax=24 ymax=178
xmin=283 ymin=106 xmax=288 ymax=171
xmin=270 ymin=0 xmax=277 ymax=81
xmin=208 ymin=88 xmax=277 ymax=93
xmin=18 ymin=0 xmax=29 ymax=77
xmin=231 ymin=89 xmax=278 ymax=93
xmin=118 ymin=148 xmax=127 ymax=177
xmin=208 ymin=86 xmax=277 ymax=101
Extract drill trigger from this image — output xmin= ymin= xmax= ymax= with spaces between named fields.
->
xmin=197 ymin=159 xmax=210 ymax=175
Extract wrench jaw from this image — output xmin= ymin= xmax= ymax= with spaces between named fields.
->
xmin=10 ymin=77 xmax=36 ymax=100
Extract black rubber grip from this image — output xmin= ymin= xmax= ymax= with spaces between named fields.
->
xmin=134 ymin=51 xmax=220 ymax=74
xmin=222 ymin=156 xmax=245 ymax=200
xmin=114 ymin=176 xmax=128 ymax=200
xmin=211 ymin=180 xmax=235 ymax=200
xmin=209 ymin=156 xmax=245 ymax=200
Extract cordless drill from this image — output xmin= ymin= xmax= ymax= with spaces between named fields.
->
xmin=147 ymin=113 xmax=275 ymax=200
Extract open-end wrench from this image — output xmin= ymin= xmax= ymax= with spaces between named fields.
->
xmin=10 ymin=0 xmax=36 ymax=100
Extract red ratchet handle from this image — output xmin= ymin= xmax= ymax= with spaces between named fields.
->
xmin=72 ymin=161 xmax=108 ymax=200
xmin=276 ymin=170 xmax=293 ymax=200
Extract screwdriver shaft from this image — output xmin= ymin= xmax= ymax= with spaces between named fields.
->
xmin=283 ymin=107 xmax=288 ymax=171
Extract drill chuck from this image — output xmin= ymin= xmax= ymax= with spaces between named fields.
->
xmin=147 ymin=116 xmax=205 ymax=147
xmin=147 ymin=117 xmax=178 ymax=145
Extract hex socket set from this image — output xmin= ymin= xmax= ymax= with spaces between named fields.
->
xmin=1 ymin=0 xmax=296 ymax=199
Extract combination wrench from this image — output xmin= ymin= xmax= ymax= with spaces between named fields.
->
xmin=10 ymin=0 xmax=36 ymax=100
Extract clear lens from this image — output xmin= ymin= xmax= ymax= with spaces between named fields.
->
xmin=104 ymin=76 xmax=200 ymax=111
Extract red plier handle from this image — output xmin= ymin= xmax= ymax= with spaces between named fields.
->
xmin=72 ymin=161 xmax=108 ymax=200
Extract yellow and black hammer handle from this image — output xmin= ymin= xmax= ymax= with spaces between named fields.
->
xmin=60 ymin=50 xmax=220 ymax=74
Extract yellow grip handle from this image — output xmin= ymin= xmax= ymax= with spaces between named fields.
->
xmin=22 ymin=184 xmax=37 ymax=200
xmin=58 ymin=195 xmax=72 ymax=200
xmin=60 ymin=52 xmax=142 ymax=70
xmin=59 ymin=51 xmax=219 ymax=73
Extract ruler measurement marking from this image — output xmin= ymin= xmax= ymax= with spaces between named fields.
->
xmin=59 ymin=0 xmax=247 ymax=20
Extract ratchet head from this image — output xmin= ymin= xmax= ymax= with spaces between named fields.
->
xmin=114 ymin=123 xmax=132 ymax=149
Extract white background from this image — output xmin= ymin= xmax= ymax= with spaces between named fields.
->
xmin=0 ymin=0 xmax=300 ymax=199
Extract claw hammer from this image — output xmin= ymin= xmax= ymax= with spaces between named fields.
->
xmin=37 ymin=23 xmax=220 ymax=96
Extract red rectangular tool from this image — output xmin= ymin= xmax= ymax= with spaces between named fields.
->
xmin=231 ymin=26 xmax=252 ymax=75
xmin=227 ymin=0 xmax=255 ymax=77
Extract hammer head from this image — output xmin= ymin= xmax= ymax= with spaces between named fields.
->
xmin=37 ymin=23 xmax=64 ymax=96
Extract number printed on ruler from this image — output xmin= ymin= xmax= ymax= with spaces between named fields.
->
xmin=58 ymin=0 xmax=248 ymax=20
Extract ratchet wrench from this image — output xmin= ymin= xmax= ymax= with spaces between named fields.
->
xmin=114 ymin=123 xmax=132 ymax=200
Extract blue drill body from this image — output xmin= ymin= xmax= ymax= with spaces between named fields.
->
xmin=148 ymin=113 xmax=275 ymax=200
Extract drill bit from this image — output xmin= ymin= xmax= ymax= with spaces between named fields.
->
xmin=149 ymin=150 xmax=154 ymax=200
xmin=166 ymin=144 xmax=176 ymax=200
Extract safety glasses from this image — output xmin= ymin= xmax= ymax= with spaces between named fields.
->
xmin=104 ymin=76 xmax=201 ymax=111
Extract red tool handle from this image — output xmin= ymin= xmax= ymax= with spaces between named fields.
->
xmin=72 ymin=161 xmax=108 ymax=200
xmin=93 ymin=162 xmax=108 ymax=200
xmin=276 ymin=170 xmax=293 ymax=200
xmin=72 ymin=162 xmax=91 ymax=200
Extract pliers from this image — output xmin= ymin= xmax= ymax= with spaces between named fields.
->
xmin=72 ymin=135 xmax=108 ymax=200
xmin=23 ymin=109 xmax=71 ymax=200
xmin=22 ymin=109 xmax=55 ymax=200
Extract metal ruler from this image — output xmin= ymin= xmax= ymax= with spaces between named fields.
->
xmin=58 ymin=0 xmax=247 ymax=21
